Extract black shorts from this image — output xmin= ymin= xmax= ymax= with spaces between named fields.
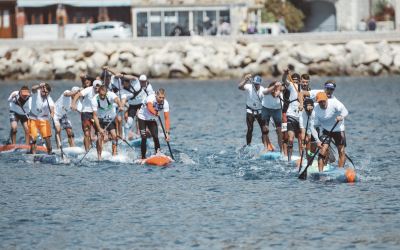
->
xmin=320 ymin=129 xmax=346 ymax=147
xmin=128 ymin=104 xmax=142 ymax=119
xmin=9 ymin=111 xmax=28 ymax=124
xmin=99 ymin=120 xmax=116 ymax=132
xmin=287 ymin=116 xmax=300 ymax=133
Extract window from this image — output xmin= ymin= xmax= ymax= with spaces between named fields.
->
xmin=34 ymin=10 xmax=40 ymax=24
xmin=150 ymin=12 xmax=161 ymax=37
xmin=105 ymin=25 xmax=114 ymax=29
xmin=178 ymin=11 xmax=189 ymax=31
xmin=3 ymin=10 xmax=10 ymax=27
xmin=76 ymin=11 xmax=82 ymax=23
xmin=0 ymin=10 xmax=2 ymax=27
xmin=220 ymin=10 xmax=230 ymax=23
xmin=137 ymin=12 xmax=148 ymax=37
xmin=164 ymin=11 xmax=177 ymax=36
xmin=122 ymin=23 xmax=130 ymax=29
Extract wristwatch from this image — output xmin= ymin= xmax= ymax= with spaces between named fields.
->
xmin=166 ymin=131 xmax=170 ymax=134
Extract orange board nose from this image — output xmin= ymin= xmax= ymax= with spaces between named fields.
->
xmin=345 ymin=169 xmax=356 ymax=182
xmin=296 ymin=159 xmax=304 ymax=167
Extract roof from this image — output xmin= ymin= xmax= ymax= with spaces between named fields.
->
xmin=17 ymin=0 xmax=131 ymax=7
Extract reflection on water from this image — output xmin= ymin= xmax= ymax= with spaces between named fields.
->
xmin=1 ymin=76 xmax=400 ymax=249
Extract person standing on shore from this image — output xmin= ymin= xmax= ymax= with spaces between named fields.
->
xmin=262 ymin=81 xmax=285 ymax=153
xmin=238 ymin=74 xmax=264 ymax=147
xmin=8 ymin=85 xmax=31 ymax=145
xmin=28 ymin=83 xmax=54 ymax=155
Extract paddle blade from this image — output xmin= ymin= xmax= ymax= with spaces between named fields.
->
xmin=298 ymin=169 xmax=308 ymax=180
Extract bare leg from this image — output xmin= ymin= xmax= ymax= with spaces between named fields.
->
xmin=55 ymin=125 xmax=62 ymax=149
xmin=307 ymin=142 xmax=317 ymax=163
xmin=66 ymin=128 xmax=75 ymax=147
xmin=287 ymin=131 xmax=295 ymax=161
xmin=10 ymin=121 xmax=18 ymax=145
xmin=337 ymin=145 xmax=346 ymax=168
xmin=44 ymin=137 xmax=52 ymax=154
xmin=96 ymin=134 xmax=103 ymax=161
xmin=110 ymin=130 xmax=117 ymax=156
xmin=318 ymin=144 xmax=329 ymax=172
xmin=84 ymin=130 xmax=91 ymax=151
xmin=276 ymin=127 xmax=283 ymax=153
xmin=30 ymin=136 xmax=37 ymax=155
xmin=22 ymin=122 xmax=30 ymax=145
xmin=262 ymin=125 xmax=269 ymax=153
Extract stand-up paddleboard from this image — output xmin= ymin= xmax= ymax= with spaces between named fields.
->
xmin=293 ymin=159 xmax=357 ymax=183
xmin=130 ymin=138 xmax=150 ymax=148
xmin=135 ymin=152 xmax=172 ymax=166
xmin=0 ymin=144 xmax=47 ymax=153
xmin=91 ymin=135 xmax=109 ymax=142
xmin=53 ymin=147 xmax=86 ymax=156
xmin=22 ymin=154 xmax=59 ymax=164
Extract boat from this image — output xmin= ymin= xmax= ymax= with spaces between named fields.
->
xmin=0 ymin=144 xmax=47 ymax=153
xmin=135 ymin=152 xmax=172 ymax=166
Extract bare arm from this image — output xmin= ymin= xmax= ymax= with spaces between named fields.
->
xmin=263 ymin=82 xmax=284 ymax=95
xmin=93 ymin=111 xmax=102 ymax=135
xmin=113 ymin=97 xmax=125 ymax=112
xmin=70 ymin=92 xmax=83 ymax=110
xmin=238 ymin=74 xmax=252 ymax=90
xmin=64 ymin=90 xmax=80 ymax=97
xmin=298 ymin=92 xmax=311 ymax=111
xmin=50 ymin=106 xmax=54 ymax=118
xmin=282 ymin=68 xmax=291 ymax=87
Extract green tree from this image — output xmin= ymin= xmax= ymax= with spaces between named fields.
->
xmin=262 ymin=0 xmax=305 ymax=32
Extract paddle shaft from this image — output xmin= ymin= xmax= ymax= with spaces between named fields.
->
xmin=117 ymin=135 xmax=135 ymax=151
xmin=298 ymin=114 xmax=310 ymax=173
xmin=79 ymin=114 xmax=118 ymax=162
xmin=298 ymin=121 xmax=340 ymax=180
xmin=158 ymin=116 xmax=174 ymax=160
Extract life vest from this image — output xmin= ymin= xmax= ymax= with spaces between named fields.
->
xmin=96 ymin=94 xmax=113 ymax=111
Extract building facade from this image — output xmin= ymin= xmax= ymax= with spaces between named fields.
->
xmin=0 ymin=0 xmax=17 ymax=38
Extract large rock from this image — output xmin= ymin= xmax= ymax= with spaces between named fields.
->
xmin=256 ymin=50 xmax=273 ymax=64
xmin=235 ymin=44 xmax=249 ymax=57
xmin=190 ymin=35 xmax=213 ymax=47
xmin=292 ymin=43 xmax=329 ymax=64
xmin=152 ymin=52 xmax=183 ymax=66
xmin=169 ymin=61 xmax=189 ymax=78
xmin=393 ymin=53 xmax=400 ymax=68
xmin=323 ymin=44 xmax=346 ymax=56
xmin=345 ymin=40 xmax=366 ymax=52
xmin=108 ymin=52 xmax=119 ymax=67
xmin=247 ymin=42 xmax=262 ymax=61
xmin=0 ymin=46 xmax=11 ymax=60
xmin=354 ymin=64 xmax=370 ymax=76
xmin=190 ymin=64 xmax=212 ymax=78
xmin=369 ymin=62 xmax=383 ymax=75
xmin=65 ymin=50 xmax=77 ymax=60
xmin=375 ymin=39 xmax=391 ymax=54
xmin=379 ymin=53 xmax=393 ymax=68
xmin=16 ymin=47 xmax=35 ymax=62
xmin=275 ymin=40 xmax=294 ymax=54
xmin=91 ymin=52 xmax=108 ymax=69
xmin=308 ymin=61 xmax=339 ymax=76
xmin=390 ymin=64 xmax=400 ymax=74
xmin=229 ymin=54 xmax=245 ymax=68
xmin=77 ymin=42 xmax=95 ymax=58
xmin=31 ymin=62 xmax=53 ymax=80
xmin=55 ymin=68 xmax=76 ymax=80
xmin=242 ymin=62 xmax=272 ymax=77
xmin=243 ymin=57 xmax=252 ymax=66
xmin=103 ymin=42 xmax=118 ymax=56
xmin=183 ymin=56 xmax=196 ymax=71
xmin=202 ymin=55 xmax=228 ymax=75
xmin=186 ymin=50 xmax=206 ymax=62
xmin=150 ymin=64 xmax=170 ymax=78
xmin=93 ymin=41 xmax=106 ymax=54
xmin=119 ymin=52 xmax=134 ymax=67
xmin=119 ymin=42 xmax=147 ymax=58
xmin=131 ymin=57 xmax=149 ymax=76
xmin=39 ymin=53 xmax=52 ymax=64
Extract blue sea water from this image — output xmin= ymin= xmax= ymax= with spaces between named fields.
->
xmin=0 ymin=76 xmax=399 ymax=249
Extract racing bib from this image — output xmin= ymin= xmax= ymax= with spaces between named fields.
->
xmin=282 ymin=122 xmax=287 ymax=132
xmin=60 ymin=115 xmax=69 ymax=127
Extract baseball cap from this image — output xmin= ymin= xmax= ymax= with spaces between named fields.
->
xmin=139 ymin=75 xmax=147 ymax=81
xmin=253 ymin=75 xmax=261 ymax=84
xmin=72 ymin=87 xmax=80 ymax=92
xmin=20 ymin=90 xmax=30 ymax=96
xmin=101 ymin=71 xmax=110 ymax=78
xmin=93 ymin=80 xmax=102 ymax=87
xmin=325 ymin=82 xmax=335 ymax=89
xmin=316 ymin=92 xmax=328 ymax=103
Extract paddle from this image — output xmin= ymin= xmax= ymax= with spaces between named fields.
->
xmin=79 ymin=114 xmax=118 ymax=162
xmin=298 ymin=121 xmax=339 ymax=180
xmin=43 ymin=89 xmax=68 ymax=162
xmin=15 ymin=96 xmax=47 ymax=148
xmin=329 ymin=145 xmax=356 ymax=169
xmin=158 ymin=116 xmax=174 ymax=160
xmin=298 ymin=113 xmax=310 ymax=173
xmin=6 ymin=129 xmax=12 ymax=145
xmin=117 ymin=135 xmax=135 ymax=151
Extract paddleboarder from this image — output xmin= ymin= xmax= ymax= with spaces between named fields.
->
xmin=298 ymin=80 xmax=338 ymax=111
xmin=28 ymin=83 xmax=55 ymax=155
xmin=92 ymin=85 xmax=125 ymax=161
xmin=310 ymin=92 xmax=348 ymax=172
xmin=8 ymin=85 xmax=31 ymax=145
xmin=137 ymin=89 xmax=170 ymax=160
xmin=238 ymin=74 xmax=264 ymax=147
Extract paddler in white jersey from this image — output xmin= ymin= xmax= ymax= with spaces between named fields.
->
xmin=299 ymin=98 xmax=317 ymax=163
xmin=71 ymin=80 xmax=102 ymax=152
xmin=310 ymin=92 xmax=348 ymax=172
xmin=137 ymin=89 xmax=170 ymax=160
xmin=8 ymin=85 xmax=31 ymax=145
xmin=29 ymin=83 xmax=55 ymax=155
xmin=116 ymin=72 xmax=154 ymax=139
xmin=282 ymin=67 xmax=312 ymax=161
xmin=238 ymin=74 xmax=264 ymax=147
xmin=101 ymin=66 xmax=124 ymax=137
xmin=53 ymin=87 xmax=82 ymax=149
xmin=91 ymin=85 xmax=125 ymax=161
xmin=297 ymin=79 xmax=338 ymax=110
xmin=262 ymin=81 xmax=286 ymax=153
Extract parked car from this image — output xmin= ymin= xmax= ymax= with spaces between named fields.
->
xmin=73 ymin=21 xmax=132 ymax=39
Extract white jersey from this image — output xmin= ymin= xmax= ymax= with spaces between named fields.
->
xmin=308 ymin=89 xmax=337 ymax=102
xmin=8 ymin=91 xmax=31 ymax=115
xmin=310 ymin=99 xmax=348 ymax=136
xmin=138 ymin=94 xmax=170 ymax=121
xmin=91 ymin=92 xmax=119 ymax=120
xmin=121 ymin=80 xmax=154 ymax=105
xmin=286 ymin=83 xmax=309 ymax=119
xmin=244 ymin=84 xmax=264 ymax=113
xmin=103 ymin=75 xmax=122 ymax=94
xmin=54 ymin=90 xmax=82 ymax=116
xmin=262 ymin=91 xmax=282 ymax=110
xmin=29 ymin=89 xmax=54 ymax=121
xmin=80 ymin=86 xmax=96 ymax=113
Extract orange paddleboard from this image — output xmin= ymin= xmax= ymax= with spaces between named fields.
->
xmin=0 ymin=144 xmax=47 ymax=152
xmin=136 ymin=153 xmax=172 ymax=166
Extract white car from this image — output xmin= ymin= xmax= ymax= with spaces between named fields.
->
xmin=74 ymin=21 xmax=132 ymax=39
